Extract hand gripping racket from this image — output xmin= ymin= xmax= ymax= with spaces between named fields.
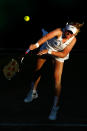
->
xmin=20 ymin=49 xmax=30 ymax=63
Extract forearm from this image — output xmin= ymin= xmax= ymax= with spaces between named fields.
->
xmin=49 ymin=51 xmax=66 ymax=58
xmin=29 ymin=35 xmax=48 ymax=50
xmin=37 ymin=28 xmax=61 ymax=46
xmin=37 ymin=35 xmax=49 ymax=46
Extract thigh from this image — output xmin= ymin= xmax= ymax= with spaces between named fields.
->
xmin=35 ymin=58 xmax=46 ymax=71
xmin=54 ymin=60 xmax=64 ymax=81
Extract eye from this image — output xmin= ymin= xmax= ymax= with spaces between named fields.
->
xmin=66 ymin=32 xmax=69 ymax=35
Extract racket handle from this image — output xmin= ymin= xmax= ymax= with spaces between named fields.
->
xmin=25 ymin=49 xmax=30 ymax=55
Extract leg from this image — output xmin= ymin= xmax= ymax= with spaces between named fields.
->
xmin=24 ymin=58 xmax=46 ymax=103
xmin=53 ymin=60 xmax=64 ymax=106
xmin=32 ymin=58 xmax=46 ymax=90
xmin=48 ymin=60 xmax=64 ymax=120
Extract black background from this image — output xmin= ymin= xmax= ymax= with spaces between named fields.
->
xmin=0 ymin=0 xmax=87 ymax=129
xmin=0 ymin=0 xmax=87 ymax=50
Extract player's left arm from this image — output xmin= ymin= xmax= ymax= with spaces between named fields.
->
xmin=52 ymin=37 xmax=77 ymax=58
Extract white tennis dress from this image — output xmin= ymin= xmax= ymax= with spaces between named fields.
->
xmin=40 ymin=35 xmax=75 ymax=62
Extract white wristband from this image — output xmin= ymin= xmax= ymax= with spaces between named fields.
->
xmin=48 ymin=50 xmax=52 ymax=54
xmin=35 ymin=42 xmax=39 ymax=48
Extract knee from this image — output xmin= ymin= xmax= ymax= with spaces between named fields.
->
xmin=33 ymin=68 xmax=41 ymax=80
xmin=34 ymin=64 xmax=42 ymax=73
xmin=35 ymin=68 xmax=40 ymax=73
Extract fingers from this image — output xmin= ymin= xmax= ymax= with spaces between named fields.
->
xmin=37 ymin=50 xmax=48 ymax=56
xmin=37 ymin=51 xmax=42 ymax=55
xmin=29 ymin=44 xmax=37 ymax=50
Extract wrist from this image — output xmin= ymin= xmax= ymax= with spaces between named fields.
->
xmin=35 ymin=42 xmax=39 ymax=48
xmin=48 ymin=50 xmax=52 ymax=54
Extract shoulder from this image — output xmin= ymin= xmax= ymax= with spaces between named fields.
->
xmin=49 ymin=28 xmax=62 ymax=33
xmin=54 ymin=28 xmax=62 ymax=33
xmin=72 ymin=37 xmax=77 ymax=43
xmin=66 ymin=37 xmax=77 ymax=50
xmin=52 ymin=28 xmax=63 ymax=36
xmin=46 ymin=28 xmax=62 ymax=38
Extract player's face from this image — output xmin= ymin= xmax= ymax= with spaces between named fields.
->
xmin=65 ymin=30 xmax=73 ymax=39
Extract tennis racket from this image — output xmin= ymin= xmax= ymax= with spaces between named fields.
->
xmin=3 ymin=28 xmax=49 ymax=80
xmin=3 ymin=48 xmax=30 ymax=80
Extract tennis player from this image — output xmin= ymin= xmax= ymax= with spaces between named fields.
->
xmin=24 ymin=22 xmax=83 ymax=120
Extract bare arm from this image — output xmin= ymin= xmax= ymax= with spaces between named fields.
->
xmin=29 ymin=28 xmax=62 ymax=50
xmin=51 ymin=37 xmax=77 ymax=58
xmin=37 ymin=28 xmax=62 ymax=46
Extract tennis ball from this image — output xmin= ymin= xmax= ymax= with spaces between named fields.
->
xmin=24 ymin=16 xmax=30 ymax=22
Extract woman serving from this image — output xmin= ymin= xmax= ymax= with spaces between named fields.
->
xmin=24 ymin=22 xmax=83 ymax=120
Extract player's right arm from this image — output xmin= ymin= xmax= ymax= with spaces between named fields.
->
xmin=29 ymin=28 xmax=62 ymax=50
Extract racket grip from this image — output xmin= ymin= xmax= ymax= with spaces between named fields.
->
xmin=25 ymin=49 xmax=30 ymax=55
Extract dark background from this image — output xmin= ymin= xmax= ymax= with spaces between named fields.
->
xmin=0 ymin=0 xmax=87 ymax=49
xmin=0 ymin=0 xmax=87 ymax=129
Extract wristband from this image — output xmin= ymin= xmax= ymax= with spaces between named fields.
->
xmin=35 ymin=42 xmax=39 ymax=48
xmin=48 ymin=50 xmax=52 ymax=54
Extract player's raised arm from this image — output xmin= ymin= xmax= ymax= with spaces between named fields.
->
xmin=29 ymin=28 xmax=62 ymax=50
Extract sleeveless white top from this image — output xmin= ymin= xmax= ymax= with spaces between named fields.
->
xmin=46 ymin=35 xmax=75 ymax=52
xmin=39 ymin=34 xmax=75 ymax=62
xmin=45 ymin=35 xmax=75 ymax=62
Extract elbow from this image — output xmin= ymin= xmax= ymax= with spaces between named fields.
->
xmin=61 ymin=51 xmax=68 ymax=58
xmin=52 ymin=51 xmax=68 ymax=58
xmin=61 ymin=49 xmax=70 ymax=58
xmin=56 ymin=52 xmax=66 ymax=58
